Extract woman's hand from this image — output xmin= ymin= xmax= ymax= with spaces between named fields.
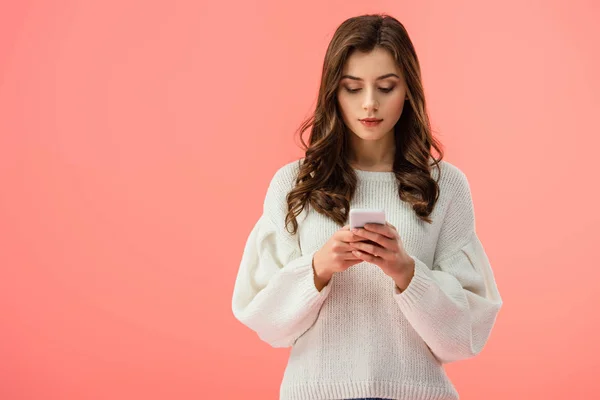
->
xmin=349 ymin=221 xmax=416 ymax=291
xmin=312 ymin=225 xmax=363 ymax=291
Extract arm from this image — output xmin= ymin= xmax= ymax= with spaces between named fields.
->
xmin=393 ymin=170 xmax=503 ymax=364
xmin=231 ymin=168 xmax=332 ymax=348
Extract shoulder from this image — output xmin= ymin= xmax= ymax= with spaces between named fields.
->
xmin=260 ymin=159 xmax=305 ymax=235
xmin=431 ymin=159 xmax=475 ymax=219
xmin=432 ymin=160 xmax=476 ymax=229
xmin=267 ymin=158 xmax=302 ymax=194
xmin=272 ymin=158 xmax=302 ymax=183
xmin=433 ymin=159 xmax=471 ymax=195
xmin=262 ymin=158 xmax=303 ymax=210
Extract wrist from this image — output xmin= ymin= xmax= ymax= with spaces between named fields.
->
xmin=312 ymin=253 xmax=332 ymax=291
xmin=312 ymin=253 xmax=333 ymax=280
xmin=393 ymin=256 xmax=415 ymax=290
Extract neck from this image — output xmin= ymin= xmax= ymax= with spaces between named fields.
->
xmin=348 ymin=131 xmax=395 ymax=171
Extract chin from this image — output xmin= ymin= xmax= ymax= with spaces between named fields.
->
xmin=355 ymin=134 xmax=386 ymax=141
xmin=353 ymin=127 xmax=388 ymax=140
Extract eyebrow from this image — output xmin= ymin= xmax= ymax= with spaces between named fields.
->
xmin=340 ymin=73 xmax=400 ymax=81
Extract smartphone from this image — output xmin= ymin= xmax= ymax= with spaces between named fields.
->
xmin=349 ymin=209 xmax=386 ymax=246
xmin=349 ymin=208 xmax=386 ymax=229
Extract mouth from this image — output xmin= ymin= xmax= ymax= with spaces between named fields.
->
xmin=359 ymin=118 xmax=383 ymax=122
xmin=359 ymin=118 xmax=383 ymax=127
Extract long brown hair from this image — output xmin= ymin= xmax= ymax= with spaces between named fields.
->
xmin=285 ymin=14 xmax=444 ymax=235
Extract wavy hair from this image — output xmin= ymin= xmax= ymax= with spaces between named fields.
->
xmin=285 ymin=14 xmax=444 ymax=235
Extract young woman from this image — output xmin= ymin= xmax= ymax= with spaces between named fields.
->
xmin=232 ymin=13 xmax=503 ymax=400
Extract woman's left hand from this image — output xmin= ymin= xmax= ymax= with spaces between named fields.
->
xmin=349 ymin=221 xmax=416 ymax=291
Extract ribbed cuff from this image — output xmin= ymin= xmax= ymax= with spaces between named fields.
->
xmin=393 ymin=255 xmax=434 ymax=310
xmin=287 ymin=250 xmax=333 ymax=301
xmin=256 ymin=250 xmax=334 ymax=346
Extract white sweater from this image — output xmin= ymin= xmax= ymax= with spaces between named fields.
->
xmin=232 ymin=158 xmax=503 ymax=400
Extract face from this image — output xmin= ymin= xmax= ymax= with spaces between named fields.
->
xmin=336 ymin=47 xmax=408 ymax=142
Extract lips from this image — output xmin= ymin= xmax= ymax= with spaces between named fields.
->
xmin=360 ymin=119 xmax=382 ymax=127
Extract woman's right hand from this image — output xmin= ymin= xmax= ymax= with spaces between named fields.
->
xmin=312 ymin=225 xmax=363 ymax=290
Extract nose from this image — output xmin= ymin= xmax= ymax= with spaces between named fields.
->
xmin=362 ymin=87 xmax=379 ymax=112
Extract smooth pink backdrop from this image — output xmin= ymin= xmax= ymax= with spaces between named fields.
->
xmin=1 ymin=1 xmax=599 ymax=399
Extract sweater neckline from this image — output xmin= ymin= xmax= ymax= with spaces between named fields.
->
xmin=352 ymin=167 xmax=397 ymax=182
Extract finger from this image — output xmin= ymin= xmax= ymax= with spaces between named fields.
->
xmin=342 ymin=241 xmax=358 ymax=250
xmin=363 ymin=222 xmax=396 ymax=239
xmin=334 ymin=242 xmax=356 ymax=252
xmin=340 ymin=225 xmax=360 ymax=238
xmin=350 ymin=240 xmax=391 ymax=259
xmin=351 ymin=227 xmax=394 ymax=249
xmin=338 ymin=242 xmax=364 ymax=253
xmin=386 ymin=221 xmax=397 ymax=231
xmin=360 ymin=239 xmax=380 ymax=247
xmin=344 ymin=255 xmax=363 ymax=261
xmin=333 ymin=239 xmax=365 ymax=252
xmin=339 ymin=249 xmax=362 ymax=261
xmin=351 ymin=248 xmax=379 ymax=264
xmin=340 ymin=231 xmax=366 ymax=243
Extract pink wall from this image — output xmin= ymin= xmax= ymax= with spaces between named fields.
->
xmin=1 ymin=1 xmax=598 ymax=399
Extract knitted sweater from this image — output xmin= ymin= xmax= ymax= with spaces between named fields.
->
xmin=231 ymin=158 xmax=503 ymax=400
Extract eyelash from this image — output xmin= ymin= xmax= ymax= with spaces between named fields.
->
xmin=344 ymin=87 xmax=395 ymax=94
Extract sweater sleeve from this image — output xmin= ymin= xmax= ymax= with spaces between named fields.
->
xmin=393 ymin=169 xmax=503 ymax=364
xmin=231 ymin=167 xmax=333 ymax=348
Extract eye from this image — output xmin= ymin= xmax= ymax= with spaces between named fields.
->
xmin=343 ymin=86 xmax=395 ymax=94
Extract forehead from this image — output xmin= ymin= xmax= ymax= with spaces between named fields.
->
xmin=341 ymin=47 xmax=402 ymax=77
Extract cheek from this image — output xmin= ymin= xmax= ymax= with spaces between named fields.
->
xmin=386 ymin=95 xmax=406 ymax=116
xmin=337 ymin=95 xmax=355 ymax=121
xmin=337 ymin=93 xmax=351 ymax=110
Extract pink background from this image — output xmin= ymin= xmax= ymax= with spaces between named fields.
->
xmin=1 ymin=1 xmax=599 ymax=399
